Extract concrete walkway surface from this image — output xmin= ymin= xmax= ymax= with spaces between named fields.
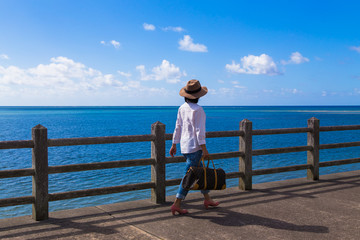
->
xmin=0 ymin=170 xmax=359 ymax=240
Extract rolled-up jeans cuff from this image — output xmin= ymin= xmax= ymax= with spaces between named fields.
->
xmin=176 ymin=193 xmax=186 ymax=200
xmin=201 ymin=190 xmax=210 ymax=194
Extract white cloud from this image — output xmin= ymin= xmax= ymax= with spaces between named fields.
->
xmin=322 ymin=91 xmax=327 ymax=97
xmin=136 ymin=65 xmax=149 ymax=80
xmin=230 ymin=81 xmax=246 ymax=89
xmin=354 ymin=89 xmax=360 ymax=95
xmin=263 ymin=89 xmax=274 ymax=93
xmin=162 ymin=26 xmax=185 ymax=32
xmin=143 ymin=23 xmax=156 ymax=31
xmin=282 ymin=52 xmax=309 ymax=65
xmin=281 ymin=88 xmax=301 ymax=95
xmin=0 ymin=54 xmax=9 ymax=60
xmin=208 ymin=88 xmax=216 ymax=95
xmin=350 ymin=46 xmax=360 ymax=53
xmin=220 ymin=88 xmax=233 ymax=94
xmin=100 ymin=40 xmax=121 ymax=49
xmin=114 ymin=80 xmax=171 ymax=97
xmin=178 ymin=35 xmax=208 ymax=52
xmin=110 ymin=40 xmax=121 ymax=49
xmin=226 ymin=54 xmax=279 ymax=75
xmin=0 ymin=56 xmax=123 ymax=92
xmin=118 ymin=71 xmax=132 ymax=78
xmin=217 ymin=88 xmax=234 ymax=95
xmin=218 ymin=80 xmax=225 ymax=84
xmin=136 ymin=60 xmax=186 ymax=83
xmin=234 ymin=85 xmax=246 ymax=89
xmin=0 ymin=57 xmax=181 ymax=105
xmin=210 ymin=86 xmax=248 ymax=97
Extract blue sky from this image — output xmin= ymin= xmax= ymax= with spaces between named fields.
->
xmin=0 ymin=0 xmax=359 ymax=106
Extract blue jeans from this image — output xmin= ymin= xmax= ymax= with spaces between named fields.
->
xmin=176 ymin=150 xmax=210 ymax=200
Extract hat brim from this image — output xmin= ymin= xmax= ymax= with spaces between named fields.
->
xmin=179 ymin=86 xmax=208 ymax=99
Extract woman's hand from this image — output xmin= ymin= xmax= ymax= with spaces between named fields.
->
xmin=200 ymin=144 xmax=210 ymax=159
xmin=169 ymin=144 xmax=177 ymax=157
xmin=202 ymin=148 xmax=210 ymax=159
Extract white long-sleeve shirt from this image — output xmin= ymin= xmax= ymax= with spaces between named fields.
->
xmin=172 ymin=102 xmax=206 ymax=154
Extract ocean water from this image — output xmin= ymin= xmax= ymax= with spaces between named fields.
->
xmin=1 ymin=106 xmax=360 ymax=219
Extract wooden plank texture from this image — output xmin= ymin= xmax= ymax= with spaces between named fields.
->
xmin=307 ymin=117 xmax=320 ymax=180
xmin=253 ymin=127 xmax=311 ymax=135
xmin=0 ymin=169 xmax=34 ymax=178
xmin=31 ymin=125 xmax=49 ymax=221
xmin=320 ymin=125 xmax=360 ymax=132
xmin=252 ymin=146 xmax=312 ymax=156
xmin=150 ymin=122 xmax=166 ymax=204
xmin=0 ymin=140 xmax=33 ymax=149
xmin=253 ymin=164 xmax=311 ymax=176
xmin=319 ymin=141 xmax=360 ymax=149
xmin=48 ymin=134 xmax=155 ymax=147
xmin=239 ymin=119 xmax=252 ymax=190
xmin=319 ymin=158 xmax=360 ymax=167
xmin=0 ymin=196 xmax=34 ymax=207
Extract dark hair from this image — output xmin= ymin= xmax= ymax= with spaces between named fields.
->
xmin=185 ymin=97 xmax=199 ymax=103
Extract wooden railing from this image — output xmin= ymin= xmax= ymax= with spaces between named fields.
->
xmin=1 ymin=117 xmax=360 ymax=221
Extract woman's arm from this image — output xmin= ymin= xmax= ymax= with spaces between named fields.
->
xmin=200 ymin=144 xmax=209 ymax=159
xmin=195 ymin=107 xmax=208 ymax=158
xmin=170 ymin=144 xmax=177 ymax=157
xmin=170 ymin=109 xmax=182 ymax=157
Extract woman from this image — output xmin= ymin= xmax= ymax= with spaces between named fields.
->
xmin=169 ymin=79 xmax=219 ymax=215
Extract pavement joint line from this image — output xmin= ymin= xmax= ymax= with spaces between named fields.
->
xmin=95 ymin=205 xmax=164 ymax=240
xmin=95 ymin=205 xmax=115 ymax=219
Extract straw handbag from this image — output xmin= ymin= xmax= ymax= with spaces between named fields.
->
xmin=182 ymin=157 xmax=226 ymax=190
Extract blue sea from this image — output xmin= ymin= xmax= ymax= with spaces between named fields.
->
xmin=1 ymin=106 xmax=360 ymax=219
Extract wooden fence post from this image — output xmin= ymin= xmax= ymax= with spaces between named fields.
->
xmin=239 ymin=119 xmax=253 ymax=190
xmin=32 ymin=124 xmax=49 ymax=220
xmin=307 ymin=117 xmax=320 ymax=180
xmin=151 ymin=122 xmax=166 ymax=203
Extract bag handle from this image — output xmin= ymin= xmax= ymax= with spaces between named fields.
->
xmin=199 ymin=156 xmax=216 ymax=169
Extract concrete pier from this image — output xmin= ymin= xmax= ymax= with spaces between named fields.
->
xmin=0 ymin=170 xmax=359 ymax=240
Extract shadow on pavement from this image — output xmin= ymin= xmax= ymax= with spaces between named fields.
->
xmin=0 ymin=172 xmax=358 ymax=239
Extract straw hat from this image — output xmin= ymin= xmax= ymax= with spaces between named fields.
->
xmin=179 ymin=79 xmax=208 ymax=99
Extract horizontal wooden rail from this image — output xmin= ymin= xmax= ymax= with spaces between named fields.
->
xmin=253 ymin=127 xmax=311 ymax=135
xmin=165 ymin=178 xmax=182 ymax=186
xmin=320 ymin=125 xmax=360 ymax=132
xmin=164 ymin=133 xmax=173 ymax=140
xmin=252 ymin=146 xmax=313 ymax=156
xmin=319 ymin=158 xmax=360 ymax=167
xmin=0 ymin=168 xmax=34 ymax=179
xmin=49 ymin=182 xmax=155 ymax=201
xmin=0 ymin=140 xmax=34 ymax=150
xmin=319 ymin=141 xmax=360 ymax=150
xmin=48 ymin=134 xmax=155 ymax=147
xmin=226 ymin=171 xmax=245 ymax=179
xmin=206 ymin=130 xmax=244 ymax=138
xmin=48 ymin=158 xmax=155 ymax=174
xmin=210 ymin=151 xmax=245 ymax=160
xmin=252 ymin=164 xmax=312 ymax=176
xmin=0 ymin=196 xmax=34 ymax=207
xmin=165 ymin=156 xmax=185 ymax=164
